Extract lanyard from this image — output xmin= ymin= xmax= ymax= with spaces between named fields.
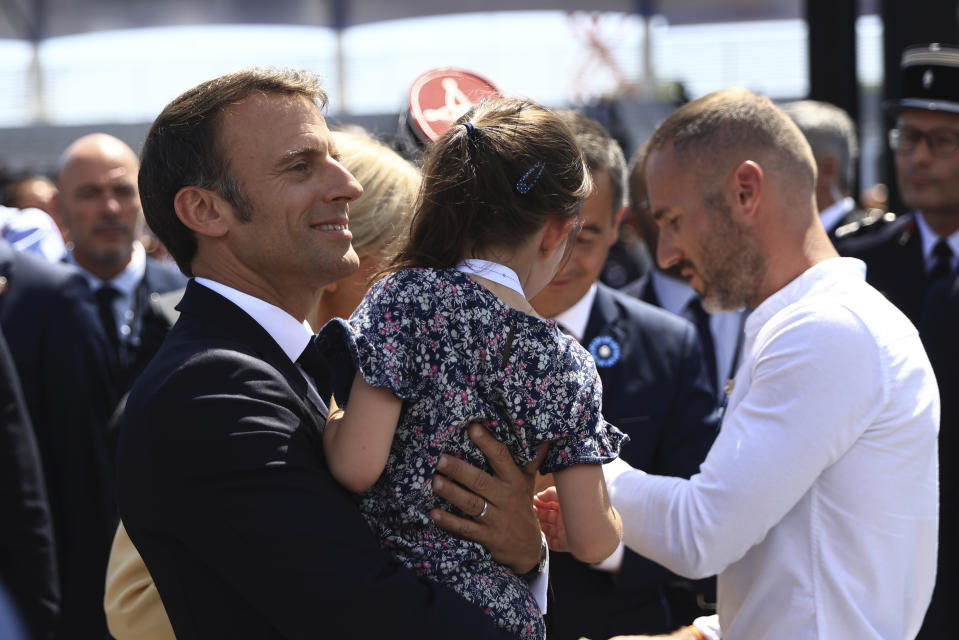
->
xmin=455 ymin=259 xmax=525 ymax=298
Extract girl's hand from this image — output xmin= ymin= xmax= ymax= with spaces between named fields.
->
xmin=533 ymin=486 xmax=568 ymax=552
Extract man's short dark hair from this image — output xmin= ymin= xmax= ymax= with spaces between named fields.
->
xmin=138 ymin=67 xmax=327 ymax=276
xmin=556 ymin=110 xmax=627 ymax=219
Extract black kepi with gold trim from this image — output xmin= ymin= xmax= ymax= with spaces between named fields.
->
xmin=895 ymin=43 xmax=959 ymax=114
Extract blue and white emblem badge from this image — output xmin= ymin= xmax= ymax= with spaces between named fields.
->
xmin=587 ymin=335 xmax=621 ymax=368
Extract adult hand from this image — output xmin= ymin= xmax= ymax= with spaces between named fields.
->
xmin=532 ymin=486 xmax=568 ymax=552
xmin=430 ymin=423 xmax=548 ymax=574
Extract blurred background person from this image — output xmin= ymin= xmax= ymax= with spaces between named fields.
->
xmin=622 ymin=146 xmax=745 ymax=403
xmin=0 ymin=237 xmax=116 ymax=640
xmin=311 ymin=128 xmax=420 ymax=328
xmin=530 ymin=109 xmax=718 ymax=639
xmin=0 ymin=174 xmax=67 ymax=262
xmin=780 ymin=99 xmax=891 ymax=243
xmin=52 ymin=133 xmax=187 ymax=394
xmin=3 ymin=174 xmax=57 ymax=214
xmin=0 ymin=329 xmax=59 ymax=640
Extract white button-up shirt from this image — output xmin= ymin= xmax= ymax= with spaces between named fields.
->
xmin=606 ymin=257 xmax=939 ymax=639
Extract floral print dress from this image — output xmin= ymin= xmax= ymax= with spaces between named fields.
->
xmin=316 ymin=267 xmax=626 ymax=640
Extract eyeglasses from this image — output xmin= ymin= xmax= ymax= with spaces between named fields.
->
xmin=888 ymin=126 xmax=959 ymax=157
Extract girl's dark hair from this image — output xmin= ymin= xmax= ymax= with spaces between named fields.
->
xmin=382 ymin=97 xmax=592 ymax=276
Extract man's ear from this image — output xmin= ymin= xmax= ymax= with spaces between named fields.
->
xmin=731 ymin=160 xmax=763 ymax=219
xmin=607 ymin=205 xmax=626 ymax=247
xmin=540 ymin=215 xmax=577 ymax=258
xmin=173 ymin=186 xmax=230 ymax=238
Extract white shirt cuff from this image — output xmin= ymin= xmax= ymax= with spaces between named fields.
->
xmin=693 ymin=614 xmax=721 ymax=640
xmin=592 ymin=541 xmax=624 ymax=573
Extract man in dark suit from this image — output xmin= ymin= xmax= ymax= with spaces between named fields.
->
xmin=531 ymin=110 xmax=718 ymax=639
xmin=837 ymin=44 xmax=959 ymax=326
xmin=117 ymin=68 xmax=546 ymax=639
xmin=836 ymin=43 xmax=959 ymax=639
xmin=920 ymin=271 xmax=959 ymax=638
xmin=52 ymin=133 xmax=187 ymax=393
xmin=0 ymin=329 xmax=59 ymax=640
xmin=781 ymin=99 xmax=894 ymax=243
xmin=0 ymin=238 xmax=117 ymax=639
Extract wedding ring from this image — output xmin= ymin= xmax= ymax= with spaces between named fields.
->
xmin=476 ymin=499 xmax=489 ymax=519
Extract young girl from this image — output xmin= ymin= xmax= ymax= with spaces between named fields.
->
xmin=316 ymin=97 xmax=626 ymax=640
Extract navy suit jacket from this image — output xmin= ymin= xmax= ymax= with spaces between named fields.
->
xmin=0 ymin=240 xmax=117 ymax=639
xmin=0 ymin=329 xmax=59 ymax=639
xmin=916 ymin=273 xmax=959 ymax=639
xmin=118 ymin=280 xmax=514 ymax=640
xmin=836 ymin=213 xmax=926 ymax=325
xmin=547 ymin=284 xmax=718 ymax=639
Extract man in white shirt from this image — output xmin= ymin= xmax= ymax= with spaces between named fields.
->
xmin=541 ymin=88 xmax=939 ymax=640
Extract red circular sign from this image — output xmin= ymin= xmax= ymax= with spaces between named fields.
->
xmin=408 ymin=68 xmax=500 ymax=143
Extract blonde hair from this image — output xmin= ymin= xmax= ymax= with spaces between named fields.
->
xmin=332 ymin=129 xmax=420 ymax=260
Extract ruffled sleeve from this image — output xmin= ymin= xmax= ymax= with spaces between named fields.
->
xmin=314 ymin=270 xmax=437 ymax=406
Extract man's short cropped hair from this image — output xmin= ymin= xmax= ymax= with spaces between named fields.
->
xmin=556 ymin=110 xmax=627 ymax=218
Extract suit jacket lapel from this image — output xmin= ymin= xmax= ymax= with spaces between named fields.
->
xmin=583 ymin=285 xmax=628 ymax=389
xmin=175 ymin=281 xmax=328 ymax=421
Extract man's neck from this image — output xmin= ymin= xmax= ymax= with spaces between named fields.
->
xmin=73 ymin=253 xmax=131 ymax=282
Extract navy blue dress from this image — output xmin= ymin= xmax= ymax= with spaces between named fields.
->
xmin=318 ymin=268 xmax=625 ymax=640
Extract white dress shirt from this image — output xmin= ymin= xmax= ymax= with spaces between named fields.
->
xmin=606 ymin=257 xmax=939 ymax=639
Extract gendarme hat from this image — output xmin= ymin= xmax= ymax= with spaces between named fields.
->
xmin=894 ymin=42 xmax=959 ymax=114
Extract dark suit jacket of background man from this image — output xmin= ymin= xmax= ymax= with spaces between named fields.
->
xmin=917 ymin=272 xmax=959 ymax=639
xmin=0 ymin=329 xmax=59 ymax=640
xmin=117 ymin=280 xmax=520 ymax=640
xmin=547 ymin=283 xmax=719 ymax=640
xmin=119 ymin=259 xmax=186 ymax=390
xmin=0 ymin=240 xmax=117 ymax=639
xmin=836 ymin=212 xmax=926 ymax=325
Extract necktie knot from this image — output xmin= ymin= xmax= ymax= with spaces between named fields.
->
xmin=928 ymin=239 xmax=954 ymax=283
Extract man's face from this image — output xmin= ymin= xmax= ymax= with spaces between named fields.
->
xmin=216 ymin=93 xmax=363 ymax=298
xmin=646 ymin=145 xmax=763 ymax=312
xmin=895 ymin=108 xmax=959 ymax=216
xmin=55 ymin=141 xmax=142 ymax=277
xmin=531 ymin=170 xmax=622 ymax=318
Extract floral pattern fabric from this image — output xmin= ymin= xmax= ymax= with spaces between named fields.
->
xmin=316 ymin=267 xmax=626 ymax=640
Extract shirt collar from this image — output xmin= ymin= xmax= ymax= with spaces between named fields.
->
xmin=914 ymin=211 xmax=959 ymax=270
xmin=69 ymin=241 xmax=146 ymax=298
xmin=553 ymin=283 xmax=598 ymax=342
xmin=194 ymin=277 xmax=313 ymax=363
xmin=651 ymin=270 xmax=697 ymax=316
xmin=745 ymin=257 xmax=866 ymax=339
xmin=818 ymin=197 xmax=855 ymax=234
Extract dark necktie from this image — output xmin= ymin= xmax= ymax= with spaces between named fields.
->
xmin=685 ymin=297 xmax=718 ymax=394
xmin=95 ymin=284 xmax=121 ymax=358
xmin=927 ymin=239 xmax=954 ymax=284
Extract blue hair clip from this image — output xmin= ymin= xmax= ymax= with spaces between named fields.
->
xmin=515 ymin=160 xmax=545 ymax=195
xmin=461 ymin=122 xmax=477 ymax=139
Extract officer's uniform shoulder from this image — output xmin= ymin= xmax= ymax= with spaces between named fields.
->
xmin=833 ymin=208 xmax=899 ymax=241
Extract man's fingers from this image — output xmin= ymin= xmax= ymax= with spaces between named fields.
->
xmin=433 ymin=473 xmax=490 ymax=519
xmin=525 ymin=441 xmax=550 ymax=477
xmin=467 ymin=424 xmax=521 ymax=485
